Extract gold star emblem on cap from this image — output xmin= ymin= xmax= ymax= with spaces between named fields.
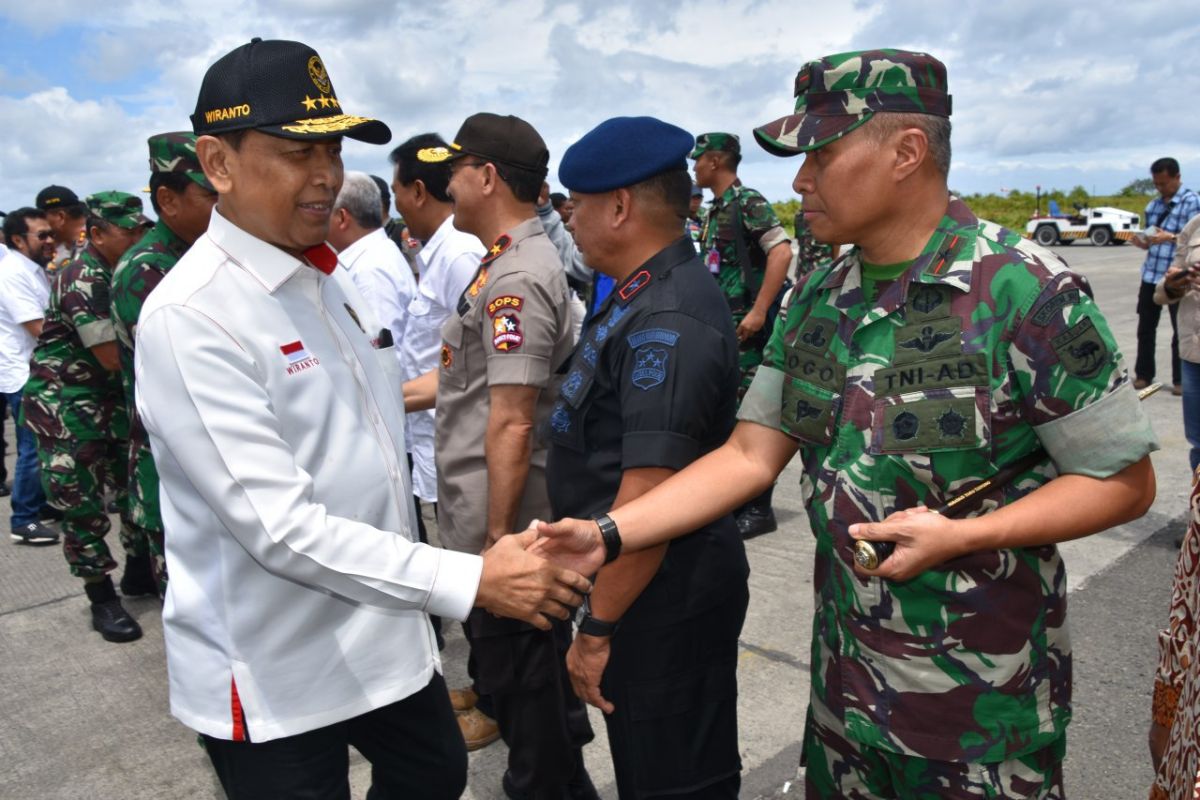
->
xmin=318 ymin=95 xmax=331 ymax=109
xmin=301 ymin=95 xmax=318 ymax=112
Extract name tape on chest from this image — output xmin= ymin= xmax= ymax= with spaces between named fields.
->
xmin=281 ymin=340 xmax=320 ymax=375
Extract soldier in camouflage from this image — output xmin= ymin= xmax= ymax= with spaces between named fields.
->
xmin=23 ymin=191 xmax=150 ymax=643
xmin=692 ymin=131 xmax=792 ymax=539
xmin=537 ymin=49 xmax=1159 ymax=799
xmin=112 ymin=132 xmax=217 ymax=595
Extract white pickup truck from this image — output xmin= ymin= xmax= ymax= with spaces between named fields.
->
xmin=1025 ymin=205 xmax=1142 ymax=246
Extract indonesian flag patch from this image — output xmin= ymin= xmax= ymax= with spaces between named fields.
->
xmin=280 ymin=340 xmax=320 ymax=374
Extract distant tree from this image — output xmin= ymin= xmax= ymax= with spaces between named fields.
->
xmin=1119 ymin=177 xmax=1156 ymax=196
xmin=1066 ymin=185 xmax=1090 ymax=206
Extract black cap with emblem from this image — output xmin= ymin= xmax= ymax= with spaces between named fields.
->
xmin=417 ymin=113 xmax=548 ymax=179
xmin=191 ymin=38 xmax=391 ymax=145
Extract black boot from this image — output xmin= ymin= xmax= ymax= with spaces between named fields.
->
xmin=85 ymin=577 xmax=143 ymax=643
xmin=119 ymin=553 xmax=158 ymax=598
xmin=736 ymin=484 xmax=777 ymax=540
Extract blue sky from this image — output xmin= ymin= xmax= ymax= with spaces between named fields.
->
xmin=1 ymin=0 xmax=1198 ymax=215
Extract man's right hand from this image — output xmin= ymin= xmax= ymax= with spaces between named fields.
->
xmin=475 ymin=529 xmax=590 ymax=630
xmin=532 ymin=518 xmax=606 ymax=576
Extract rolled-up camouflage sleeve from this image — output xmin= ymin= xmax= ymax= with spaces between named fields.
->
xmin=64 ymin=263 xmax=117 ymax=349
xmin=739 ymin=189 xmax=790 ymax=256
xmin=737 ymin=299 xmax=790 ymax=429
xmin=1011 ymin=272 xmax=1158 ymax=477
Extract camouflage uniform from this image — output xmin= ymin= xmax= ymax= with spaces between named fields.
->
xmin=52 ymin=229 xmax=87 ymax=274
xmin=739 ymin=50 xmax=1160 ymax=797
xmin=693 ymin=133 xmax=790 ymax=393
xmin=793 ymin=209 xmax=834 ymax=276
xmin=112 ymin=132 xmax=213 ymax=588
xmin=23 ymin=192 xmax=149 ymax=580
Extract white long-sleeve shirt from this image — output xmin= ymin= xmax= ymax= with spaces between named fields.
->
xmin=399 ymin=215 xmax=483 ymax=502
xmin=337 ymin=227 xmax=416 ymax=368
xmin=0 ymin=244 xmax=50 ymax=393
xmin=134 ymin=207 xmax=482 ymax=742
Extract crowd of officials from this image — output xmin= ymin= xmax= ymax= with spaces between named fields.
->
xmin=2 ymin=36 xmax=1200 ymax=800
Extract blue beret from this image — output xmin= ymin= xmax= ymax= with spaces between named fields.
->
xmin=559 ymin=116 xmax=694 ymax=193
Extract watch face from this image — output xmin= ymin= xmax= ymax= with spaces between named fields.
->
xmin=575 ymin=596 xmax=592 ymax=628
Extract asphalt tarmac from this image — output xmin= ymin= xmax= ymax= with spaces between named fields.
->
xmin=0 ymin=239 xmax=1186 ymax=799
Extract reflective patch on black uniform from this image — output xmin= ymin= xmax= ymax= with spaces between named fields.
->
xmin=794 ymin=318 xmax=833 ymax=354
xmin=1031 ymin=288 xmax=1081 ymax=326
xmin=874 ymin=352 xmax=988 ymax=395
xmin=906 ymin=284 xmax=951 ymax=321
xmin=892 ymin=317 xmax=962 ymax=364
xmin=878 ymin=396 xmax=978 ymax=452
xmin=582 ymin=341 xmax=598 ymax=367
xmin=631 ymin=346 xmax=669 ymax=390
xmin=550 ymin=401 xmax=571 ymax=434
xmin=1051 ymin=317 xmax=1109 ymax=377
xmin=562 ymin=369 xmax=587 ymax=404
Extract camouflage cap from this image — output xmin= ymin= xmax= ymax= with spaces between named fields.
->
xmin=148 ymin=131 xmax=214 ymax=191
xmin=753 ymin=49 xmax=951 ymax=156
xmin=689 ymin=132 xmax=740 ymax=159
xmin=85 ymin=191 xmax=152 ymax=229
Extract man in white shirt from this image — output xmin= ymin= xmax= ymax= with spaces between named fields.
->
xmin=0 ymin=208 xmax=56 ymax=545
xmin=328 ymin=171 xmax=416 ymax=365
xmin=134 ymin=38 xmax=589 ymax=800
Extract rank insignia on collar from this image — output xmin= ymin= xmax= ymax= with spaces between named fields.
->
xmin=482 ymin=234 xmax=513 ymax=265
xmin=441 ymin=344 xmax=453 ymax=368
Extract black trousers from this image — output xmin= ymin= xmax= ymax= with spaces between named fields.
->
xmin=463 ymin=610 xmax=593 ymax=797
xmin=201 ymin=673 xmax=466 ymax=800
xmin=601 ymin=584 xmax=750 ymax=799
xmin=1136 ymin=279 xmax=1181 ymax=384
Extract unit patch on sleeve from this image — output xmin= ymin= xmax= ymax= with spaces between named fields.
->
xmin=631 ymin=346 xmax=669 ymax=390
xmin=492 ymin=314 xmax=523 ymax=351
xmin=487 ymin=295 xmax=524 ymax=317
xmin=1050 ymin=316 xmax=1109 ymax=377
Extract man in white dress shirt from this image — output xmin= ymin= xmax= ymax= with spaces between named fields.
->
xmin=328 ymin=171 xmax=416 ymax=365
xmin=133 ymin=38 xmax=589 ymax=800
xmin=0 ymin=209 xmax=56 ymax=545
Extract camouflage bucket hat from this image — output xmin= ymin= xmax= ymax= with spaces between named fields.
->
xmin=690 ymin=132 xmax=740 ymax=159
xmin=85 ymin=191 xmax=151 ymax=229
xmin=148 ymin=131 xmax=214 ymax=191
xmin=753 ymin=49 xmax=952 ymax=156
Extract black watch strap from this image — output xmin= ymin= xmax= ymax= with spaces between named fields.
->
xmin=595 ymin=513 xmax=621 ymax=564
xmin=576 ymin=596 xmax=620 ymax=637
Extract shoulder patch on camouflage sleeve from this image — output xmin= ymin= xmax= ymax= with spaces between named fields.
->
xmin=1031 ymin=288 xmax=1081 ymax=326
xmin=1050 ymin=317 xmax=1109 ymax=377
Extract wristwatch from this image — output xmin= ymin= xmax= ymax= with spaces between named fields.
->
xmin=595 ymin=513 xmax=621 ymax=564
xmin=576 ymin=595 xmax=620 ymax=638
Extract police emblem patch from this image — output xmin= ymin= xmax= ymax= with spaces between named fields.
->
xmin=632 ymin=346 xmax=668 ymax=390
xmin=492 ymin=313 xmax=523 ymax=351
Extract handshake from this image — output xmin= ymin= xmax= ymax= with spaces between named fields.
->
xmin=471 ymin=518 xmax=612 ymax=629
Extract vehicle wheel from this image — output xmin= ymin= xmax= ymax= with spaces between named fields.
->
xmin=1034 ymin=225 xmax=1059 ymax=247
xmin=1089 ymin=227 xmax=1112 ymax=246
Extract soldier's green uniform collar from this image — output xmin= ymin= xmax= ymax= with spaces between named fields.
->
xmin=144 ymin=218 xmax=190 ymax=259
xmin=820 ymin=196 xmax=980 ymax=321
xmin=710 ymin=178 xmax=745 ymax=209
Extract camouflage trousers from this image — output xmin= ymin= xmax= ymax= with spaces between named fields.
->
xmin=35 ymin=436 xmax=150 ymax=580
xmin=127 ymin=442 xmax=166 ymax=591
xmin=802 ymin=712 xmax=1066 ymax=799
xmin=732 ymin=310 xmax=765 ymax=398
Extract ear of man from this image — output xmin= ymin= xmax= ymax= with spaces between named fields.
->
xmin=196 ymin=135 xmax=234 ymax=195
xmin=890 ymin=126 xmax=931 ymax=183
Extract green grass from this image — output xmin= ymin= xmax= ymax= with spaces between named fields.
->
xmin=770 ymin=192 xmax=1153 ymax=238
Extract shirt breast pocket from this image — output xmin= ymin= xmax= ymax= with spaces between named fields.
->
xmin=780 ymin=350 xmax=844 ymax=445
xmin=439 ymin=315 xmax=468 ymax=389
xmin=869 ymin=385 xmax=990 ymax=455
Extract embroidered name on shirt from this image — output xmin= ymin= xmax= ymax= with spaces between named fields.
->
xmin=281 ymin=340 xmax=320 ymax=375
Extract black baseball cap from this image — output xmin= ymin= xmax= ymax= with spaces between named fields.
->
xmin=417 ymin=113 xmax=548 ymax=178
xmin=35 ymin=185 xmax=83 ymax=211
xmin=191 ymin=38 xmax=391 ymax=145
